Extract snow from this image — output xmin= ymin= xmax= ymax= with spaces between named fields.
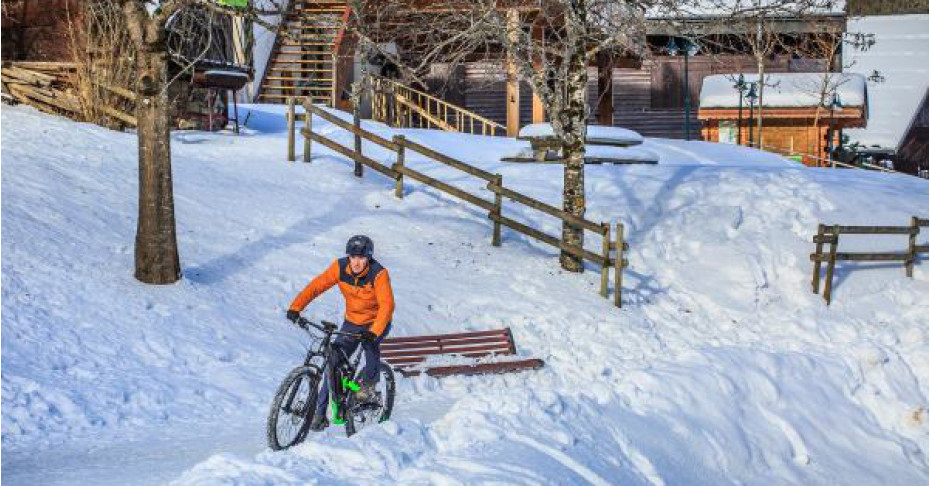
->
xmin=518 ymin=123 xmax=645 ymax=145
xmin=2 ymin=103 xmax=927 ymax=485
xmin=699 ymin=73 xmax=868 ymax=108
xmin=844 ymin=14 xmax=930 ymax=149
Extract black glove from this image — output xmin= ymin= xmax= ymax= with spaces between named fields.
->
xmin=359 ymin=330 xmax=377 ymax=342
xmin=286 ymin=310 xmax=301 ymax=325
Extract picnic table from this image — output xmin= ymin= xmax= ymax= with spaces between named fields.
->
xmin=509 ymin=123 xmax=652 ymax=164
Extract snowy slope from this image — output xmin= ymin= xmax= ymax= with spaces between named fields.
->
xmin=2 ymin=104 xmax=927 ymax=485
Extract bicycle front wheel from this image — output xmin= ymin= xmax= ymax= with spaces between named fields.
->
xmin=267 ymin=366 xmax=321 ymax=450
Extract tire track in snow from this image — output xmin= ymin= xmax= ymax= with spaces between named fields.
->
xmin=509 ymin=434 xmax=613 ymax=486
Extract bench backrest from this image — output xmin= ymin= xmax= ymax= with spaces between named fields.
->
xmin=380 ymin=328 xmax=517 ymax=369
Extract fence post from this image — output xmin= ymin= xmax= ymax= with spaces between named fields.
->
xmin=353 ymin=103 xmax=363 ymax=177
xmin=811 ymin=223 xmax=825 ymax=294
xmin=492 ymin=174 xmax=503 ymax=247
xmin=286 ymin=96 xmax=296 ymax=162
xmin=600 ymin=223 xmax=610 ymax=298
xmin=393 ymin=135 xmax=405 ymax=199
xmin=302 ymin=98 xmax=312 ymax=163
xmin=907 ymin=216 xmax=918 ymax=277
xmin=823 ymin=224 xmax=840 ymax=305
xmin=614 ymin=223 xmax=624 ymax=308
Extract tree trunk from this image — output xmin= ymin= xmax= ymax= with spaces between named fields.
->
xmin=558 ymin=39 xmax=588 ymax=273
xmin=133 ymin=45 xmax=181 ymax=284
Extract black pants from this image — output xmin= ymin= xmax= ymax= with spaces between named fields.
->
xmin=315 ymin=320 xmax=392 ymax=416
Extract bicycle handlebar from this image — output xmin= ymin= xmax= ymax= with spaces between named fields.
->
xmin=295 ymin=316 xmax=364 ymax=340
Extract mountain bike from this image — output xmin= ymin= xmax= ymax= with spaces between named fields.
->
xmin=266 ymin=317 xmax=395 ymax=450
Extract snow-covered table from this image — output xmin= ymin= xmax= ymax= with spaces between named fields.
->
xmin=514 ymin=123 xmax=646 ymax=162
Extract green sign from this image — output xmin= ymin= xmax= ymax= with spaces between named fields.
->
xmin=217 ymin=0 xmax=248 ymax=8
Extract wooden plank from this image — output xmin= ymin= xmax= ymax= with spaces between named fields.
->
xmin=615 ymin=223 xmax=624 ymax=308
xmin=396 ymin=165 xmax=496 ymax=212
xmin=398 ymin=359 xmax=546 ymax=378
xmin=490 ymin=213 xmax=607 ymax=266
xmin=380 ymin=335 xmax=511 ymax=351
xmin=487 ymin=182 xmax=603 ymax=234
xmin=302 ymin=129 xmax=397 ymax=178
xmin=102 ymin=105 xmax=137 ymax=127
xmin=823 ymin=225 xmax=840 ymax=305
xmin=811 ymin=224 xmax=825 ymax=294
xmin=381 ymin=344 xmax=513 ymax=359
xmin=382 ymin=329 xmax=509 ymax=345
xmin=916 ymin=245 xmax=929 ymax=253
xmin=398 ymin=137 xmax=496 ymax=182
xmin=836 ymin=226 xmax=918 ymax=235
xmin=810 ymin=252 xmax=913 ymax=262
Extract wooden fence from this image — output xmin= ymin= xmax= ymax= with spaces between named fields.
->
xmin=810 ymin=217 xmax=929 ymax=304
xmin=288 ymin=98 xmax=628 ymax=306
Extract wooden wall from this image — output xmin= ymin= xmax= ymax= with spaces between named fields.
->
xmin=1 ymin=0 xmax=82 ymax=61
xmin=895 ymin=92 xmax=929 ymax=175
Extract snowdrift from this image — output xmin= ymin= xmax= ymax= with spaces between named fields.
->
xmin=2 ymin=104 xmax=927 ymax=485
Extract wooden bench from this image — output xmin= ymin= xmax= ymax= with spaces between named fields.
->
xmin=380 ymin=328 xmax=545 ymax=378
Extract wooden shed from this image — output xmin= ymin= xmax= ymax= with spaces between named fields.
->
xmin=895 ymin=90 xmax=928 ymax=177
xmin=698 ymin=73 xmax=868 ymax=166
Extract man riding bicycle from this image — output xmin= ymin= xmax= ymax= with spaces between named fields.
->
xmin=287 ymin=235 xmax=395 ymax=431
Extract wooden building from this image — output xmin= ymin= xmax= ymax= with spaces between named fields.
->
xmin=697 ymin=73 xmax=868 ymax=165
xmin=895 ymin=90 xmax=929 ymax=176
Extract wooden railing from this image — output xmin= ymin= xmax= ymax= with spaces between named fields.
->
xmin=810 ymin=217 xmax=929 ymax=305
xmin=751 ymin=141 xmax=901 ymax=174
xmin=369 ymin=75 xmax=506 ymax=137
xmin=288 ymin=98 xmax=629 ymax=306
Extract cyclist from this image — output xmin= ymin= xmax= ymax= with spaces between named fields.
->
xmin=286 ymin=235 xmax=395 ymax=431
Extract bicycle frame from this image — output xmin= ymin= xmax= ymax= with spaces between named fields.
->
xmin=297 ymin=319 xmax=365 ymax=424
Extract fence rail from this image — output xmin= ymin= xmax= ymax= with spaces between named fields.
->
xmin=810 ymin=217 xmax=929 ymax=304
xmin=290 ymin=98 xmax=628 ymax=306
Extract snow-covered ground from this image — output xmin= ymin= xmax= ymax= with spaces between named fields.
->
xmin=2 ymin=103 xmax=927 ymax=485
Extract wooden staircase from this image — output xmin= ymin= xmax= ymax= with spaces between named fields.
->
xmin=256 ymin=0 xmax=349 ymax=104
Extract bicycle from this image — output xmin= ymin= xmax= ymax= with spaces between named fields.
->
xmin=266 ymin=317 xmax=396 ymax=450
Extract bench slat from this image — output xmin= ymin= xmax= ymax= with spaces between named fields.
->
xmin=384 ymin=350 xmax=511 ymax=366
xmin=382 ymin=344 xmax=513 ymax=359
xmin=380 ymin=335 xmax=510 ymax=351
xmin=382 ymin=329 xmax=509 ymax=344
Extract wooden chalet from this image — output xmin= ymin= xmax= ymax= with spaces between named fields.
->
xmin=895 ymin=90 xmax=929 ymax=176
xmin=698 ymin=73 xmax=868 ymax=166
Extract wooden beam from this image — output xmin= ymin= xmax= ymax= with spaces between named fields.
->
xmin=506 ymin=8 xmax=520 ymax=137
xmin=531 ymin=22 xmax=545 ymax=124
xmin=596 ymin=52 xmax=613 ymax=126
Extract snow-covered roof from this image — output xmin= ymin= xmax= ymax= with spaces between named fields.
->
xmin=844 ymin=14 xmax=930 ymax=149
xmin=699 ymin=73 xmax=868 ymax=108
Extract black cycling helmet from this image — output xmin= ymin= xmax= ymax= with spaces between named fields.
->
xmin=346 ymin=235 xmax=374 ymax=258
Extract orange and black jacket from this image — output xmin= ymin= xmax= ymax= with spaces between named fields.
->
xmin=289 ymin=257 xmax=395 ymax=336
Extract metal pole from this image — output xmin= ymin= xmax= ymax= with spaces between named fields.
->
xmin=684 ymin=51 xmax=691 ymax=141
xmin=737 ymin=91 xmax=743 ymax=145
xmin=748 ymin=95 xmax=755 ymax=146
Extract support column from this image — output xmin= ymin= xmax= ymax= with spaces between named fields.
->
xmin=531 ymin=22 xmax=545 ymax=124
xmin=596 ymin=52 xmax=613 ymax=126
xmin=506 ymin=9 xmax=521 ymax=136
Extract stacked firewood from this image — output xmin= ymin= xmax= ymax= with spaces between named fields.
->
xmin=1 ymin=62 xmax=82 ymax=116
xmin=1 ymin=61 xmax=137 ymax=128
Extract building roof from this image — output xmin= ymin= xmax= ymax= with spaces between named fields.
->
xmin=843 ymin=14 xmax=930 ymax=149
xmin=699 ymin=72 xmax=868 ymax=108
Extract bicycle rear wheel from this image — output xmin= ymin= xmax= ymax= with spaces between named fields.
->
xmin=267 ymin=366 xmax=321 ymax=450
xmin=344 ymin=362 xmax=396 ymax=437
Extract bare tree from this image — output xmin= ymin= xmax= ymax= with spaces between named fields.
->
xmin=115 ymin=0 xmax=286 ymax=284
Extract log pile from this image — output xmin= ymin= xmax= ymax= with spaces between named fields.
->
xmin=1 ymin=61 xmax=137 ymax=128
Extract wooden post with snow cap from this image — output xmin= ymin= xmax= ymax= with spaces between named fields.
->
xmin=600 ymin=223 xmax=610 ymax=298
xmin=811 ymin=224 xmax=825 ymax=293
xmin=286 ymin=97 xmax=296 ymax=162
xmin=393 ymin=135 xmax=405 ymax=199
xmin=303 ymin=98 xmax=312 ymax=163
xmin=906 ymin=216 xmax=918 ymax=277
xmin=614 ymin=223 xmax=624 ymax=308
xmin=822 ymin=224 xmax=840 ymax=305
xmin=492 ymin=174 xmax=503 ymax=247
xmin=353 ymin=103 xmax=363 ymax=177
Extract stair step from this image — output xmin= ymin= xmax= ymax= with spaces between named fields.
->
xmin=272 ymin=59 xmax=335 ymax=65
xmin=258 ymin=93 xmax=332 ymax=100
xmin=280 ymin=42 xmax=334 ymax=47
xmin=265 ymin=76 xmax=334 ymax=82
xmin=268 ymin=67 xmax=334 ymax=73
